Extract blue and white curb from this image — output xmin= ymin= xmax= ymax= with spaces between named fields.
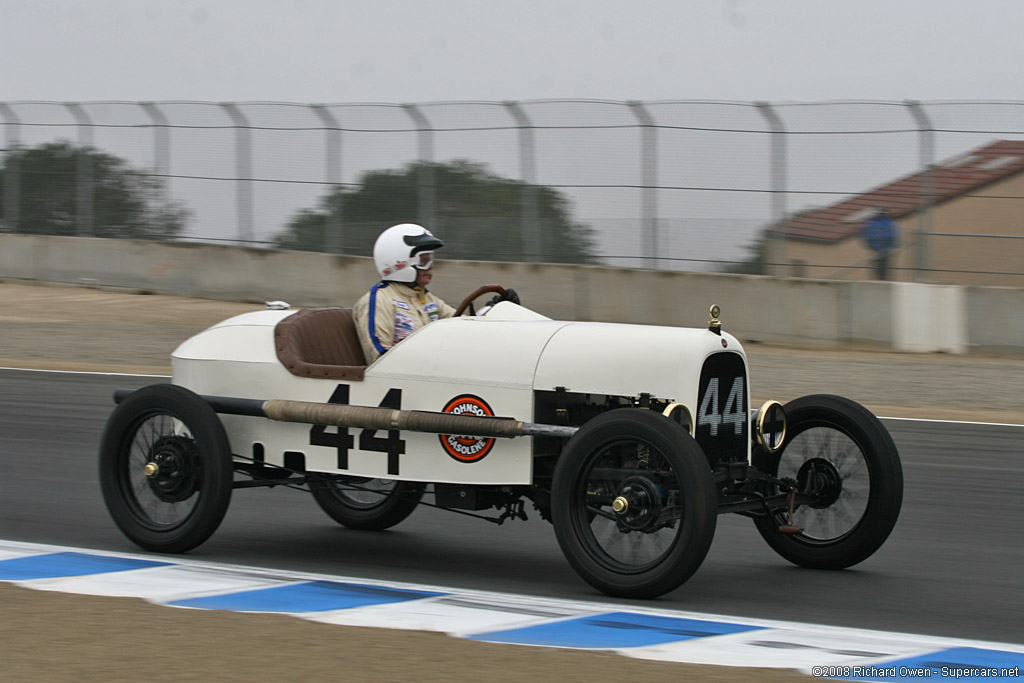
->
xmin=2 ymin=540 xmax=1021 ymax=681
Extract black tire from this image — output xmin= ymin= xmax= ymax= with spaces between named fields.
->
xmin=753 ymin=394 xmax=903 ymax=569
xmin=98 ymin=384 xmax=233 ymax=553
xmin=552 ymin=408 xmax=717 ymax=599
xmin=310 ymin=477 xmax=424 ymax=530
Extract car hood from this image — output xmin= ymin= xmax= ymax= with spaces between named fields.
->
xmin=371 ymin=315 xmax=744 ymax=401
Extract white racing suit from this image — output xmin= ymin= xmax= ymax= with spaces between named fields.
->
xmin=353 ymin=281 xmax=456 ymax=363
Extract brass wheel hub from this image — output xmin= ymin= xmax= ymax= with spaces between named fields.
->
xmin=144 ymin=435 xmax=201 ymax=503
xmin=612 ymin=476 xmax=663 ymax=531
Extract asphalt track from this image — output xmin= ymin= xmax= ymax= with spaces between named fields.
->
xmin=1 ymin=368 xmax=1021 ymax=646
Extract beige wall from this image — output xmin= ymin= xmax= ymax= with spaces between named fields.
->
xmin=773 ymin=173 xmax=1024 ymax=287
xmin=3 ymin=233 xmax=1021 ymax=353
xmin=925 ymin=174 xmax=1024 ymax=286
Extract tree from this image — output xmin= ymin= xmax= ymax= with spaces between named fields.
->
xmin=722 ymin=208 xmax=819 ymax=275
xmin=273 ymin=160 xmax=597 ymax=264
xmin=721 ymin=230 xmax=769 ymax=275
xmin=0 ymin=141 xmax=189 ymax=239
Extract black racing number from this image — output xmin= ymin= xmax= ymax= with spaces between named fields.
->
xmin=309 ymin=384 xmax=353 ymax=469
xmin=358 ymin=388 xmax=406 ymax=475
xmin=309 ymin=386 xmax=408 ymax=475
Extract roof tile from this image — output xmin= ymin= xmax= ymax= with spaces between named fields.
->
xmin=777 ymin=140 xmax=1024 ymax=242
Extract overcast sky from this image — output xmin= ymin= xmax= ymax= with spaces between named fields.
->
xmin=3 ymin=0 xmax=1024 ymax=104
xmin=4 ymin=0 xmax=1023 ymax=266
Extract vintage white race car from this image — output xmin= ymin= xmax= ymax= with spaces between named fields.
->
xmin=99 ymin=286 xmax=904 ymax=598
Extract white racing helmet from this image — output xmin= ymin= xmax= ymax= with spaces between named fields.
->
xmin=373 ymin=223 xmax=444 ymax=283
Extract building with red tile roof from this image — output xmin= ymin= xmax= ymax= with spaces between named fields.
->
xmin=768 ymin=139 xmax=1024 ymax=286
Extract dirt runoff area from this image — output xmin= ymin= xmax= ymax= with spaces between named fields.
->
xmin=1 ymin=279 xmax=1021 ymax=682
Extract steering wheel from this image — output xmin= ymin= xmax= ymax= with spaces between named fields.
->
xmin=454 ymin=284 xmax=508 ymax=317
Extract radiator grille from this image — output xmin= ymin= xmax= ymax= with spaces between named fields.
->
xmin=694 ymin=352 xmax=748 ymax=466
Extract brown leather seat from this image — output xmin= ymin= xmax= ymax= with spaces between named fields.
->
xmin=274 ymin=307 xmax=367 ymax=381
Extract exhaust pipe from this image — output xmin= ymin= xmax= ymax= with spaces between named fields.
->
xmin=114 ymin=389 xmax=577 ymax=439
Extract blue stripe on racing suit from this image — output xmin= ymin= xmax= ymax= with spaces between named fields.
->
xmin=367 ymin=282 xmax=388 ymax=356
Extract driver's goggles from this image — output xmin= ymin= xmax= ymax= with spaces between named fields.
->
xmin=415 ymin=252 xmax=434 ymax=270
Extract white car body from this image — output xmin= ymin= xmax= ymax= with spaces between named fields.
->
xmin=171 ymin=302 xmax=750 ymax=485
xmin=102 ymin=296 xmax=900 ymax=599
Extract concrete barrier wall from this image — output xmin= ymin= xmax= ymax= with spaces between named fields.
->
xmin=841 ymin=280 xmax=894 ymax=346
xmin=891 ymin=283 xmax=967 ymax=354
xmin=2 ymin=234 xmax=1021 ymax=353
xmin=965 ymin=286 xmax=1024 ymax=353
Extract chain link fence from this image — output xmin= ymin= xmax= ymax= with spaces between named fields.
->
xmin=1 ymin=100 xmax=1023 ymax=285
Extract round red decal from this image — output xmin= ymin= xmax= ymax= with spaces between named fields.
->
xmin=438 ymin=394 xmax=496 ymax=462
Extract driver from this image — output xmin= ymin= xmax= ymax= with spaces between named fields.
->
xmin=354 ymin=223 xmax=456 ymax=362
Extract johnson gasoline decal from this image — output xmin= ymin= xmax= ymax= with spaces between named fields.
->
xmin=438 ymin=394 xmax=496 ymax=462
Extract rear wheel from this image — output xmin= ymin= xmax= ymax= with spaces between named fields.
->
xmin=753 ymin=394 xmax=903 ymax=569
xmin=552 ymin=408 xmax=717 ymax=599
xmin=98 ymin=384 xmax=233 ymax=553
xmin=310 ymin=477 xmax=424 ymax=530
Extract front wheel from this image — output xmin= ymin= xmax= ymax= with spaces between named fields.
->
xmin=310 ymin=477 xmax=424 ymax=530
xmin=552 ymin=408 xmax=717 ymax=599
xmin=98 ymin=384 xmax=233 ymax=553
xmin=752 ymin=394 xmax=903 ymax=569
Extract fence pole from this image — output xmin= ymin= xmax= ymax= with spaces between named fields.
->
xmin=219 ymin=103 xmax=254 ymax=245
xmin=0 ymin=103 xmax=20 ymax=232
xmin=756 ymin=102 xmax=787 ymax=276
xmin=401 ymin=104 xmax=436 ymax=232
xmin=65 ymin=103 xmax=94 ymax=237
xmin=906 ymin=101 xmax=935 ymax=283
xmin=503 ymin=101 xmax=540 ymax=262
xmin=139 ymin=102 xmax=171 ymax=236
xmin=312 ymin=104 xmax=344 ymax=253
xmin=628 ymin=101 xmax=659 ymax=270
xmin=139 ymin=102 xmax=170 ymax=180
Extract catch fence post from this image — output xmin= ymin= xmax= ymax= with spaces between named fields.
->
xmin=504 ymin=101 xmax=541 ymax=262
xmin=906 ymin=101 xmax=935 ymax=283
xmin=628 ymin=101 xmax=659 ymax=270
xmin=0 ymin=103 xmax=20 ymax=232
xmin=401 ymin=104 xmax=436 ymax=233
xmin=756 ymin=102 xmax=788 ymax=277
xmin=140 ymin=102 xmax=171 ymax=237
xmin=219 ymin=103 xmax=254 ymax=245
xmin=312 ymin=104 xmax=344 ymax=253
xmin=65 ymin=103 xmax=94 ymax=237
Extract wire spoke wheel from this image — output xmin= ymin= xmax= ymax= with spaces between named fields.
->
xmin=753 ymin=394 xmax=903 ymax=569
xmin=553 ymin=409 xmax=716 ymax=599
xmin=310 ymin=476 xmax=424 ymax=530
xmin=777 ymin=428 xmax=870 ymax=542
xmin=329 ymin=478 xmax=399 ymax=508
xmin=579 ymin=448 xmax=684 ymax=570
xmin=99 ymin=385 xmax=232 ymax=553
xmin=123 ymin=414 xmax=203 ymax=529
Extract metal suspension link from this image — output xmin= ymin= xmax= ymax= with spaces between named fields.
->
xmin=230 ymin=453 xmax=529 ymax=525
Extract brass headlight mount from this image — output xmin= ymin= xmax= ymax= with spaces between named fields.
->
xmin=661 ymin=402 xmax=693 ymax=435
xmin=753 ymin=399 xmax=787 ymax=452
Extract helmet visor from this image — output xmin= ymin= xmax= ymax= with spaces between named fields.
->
xmin=414 ymin=252 xmax=434 ymax=270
